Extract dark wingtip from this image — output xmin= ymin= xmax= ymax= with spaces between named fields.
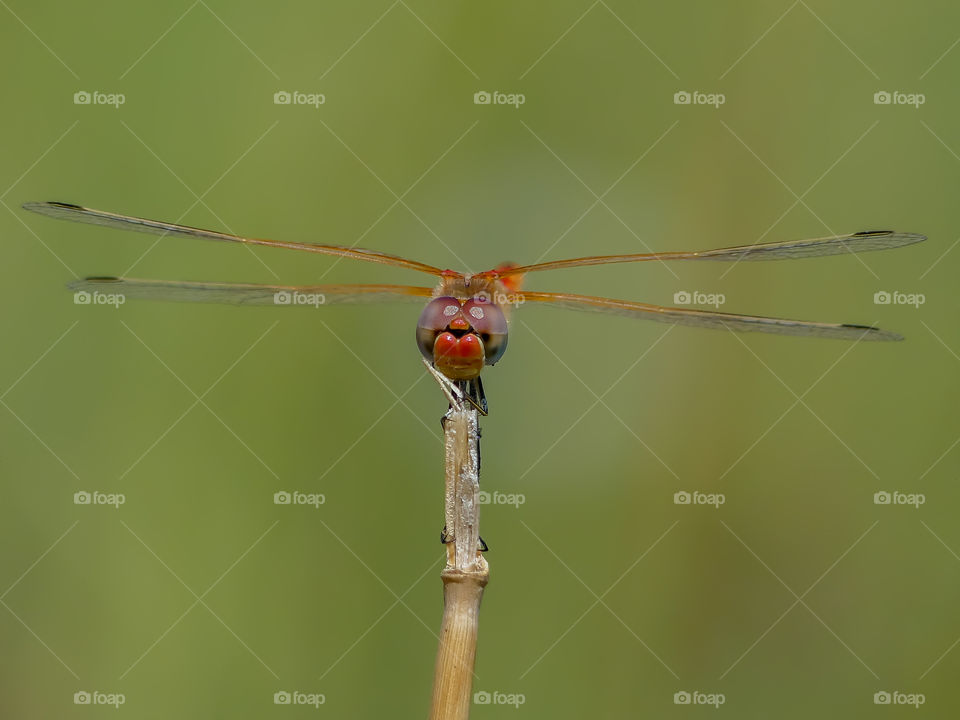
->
xmin=23 ymin=201 xmax=83 ymax=215
xmin=851 ymin=230 xmax=927 ymax=248
xmin=67 ymin=276 xmax=122 ymax=291
xmin=841 ymin=323 xmax=904 ymax=341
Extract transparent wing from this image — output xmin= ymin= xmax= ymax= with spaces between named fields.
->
xmin=25 ymin=201 xmax=446 ymax=277
xmin=522 ymin=291 xmax=904 ymax=341
xmin=498 ymin=230 xmax=926 ymax=277
xmin=69 ymin=277 xmax=434 ymax=305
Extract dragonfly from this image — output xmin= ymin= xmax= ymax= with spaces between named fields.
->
xmin=24 ymin=201 xmax=925 ymax=413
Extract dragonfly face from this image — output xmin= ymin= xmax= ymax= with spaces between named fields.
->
xmin=416 ymin=295 xmax=509 ymax=381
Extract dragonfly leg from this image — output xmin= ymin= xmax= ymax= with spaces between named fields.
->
xmin=474 ymin=376 xmax=488 ymax=415
xmin=440 ymin=529 xmax=487 ymax=552
xmin=455 ymin=378 xmax=488 ymax=415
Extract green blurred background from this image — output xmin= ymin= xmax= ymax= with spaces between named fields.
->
xmin=1 ymin=1 xmax=958 ymax=717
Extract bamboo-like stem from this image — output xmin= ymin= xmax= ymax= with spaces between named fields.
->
xmin=424 ymin=360 xmax=488 ymax=720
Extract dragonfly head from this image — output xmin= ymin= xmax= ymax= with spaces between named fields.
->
xmin=416 ymin=295 xmax=508 ymax=380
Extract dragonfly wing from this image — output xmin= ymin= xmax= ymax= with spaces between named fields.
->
xmin=498 ymin=230 xmax=926 ymax=276
xmin=69 ymin=277 xmax=434 ymax=306
xmin=521 ymin=291 xmax=903 ymax=341
xmin=691 ymin=230 xmax=927 ymax=261
xmin=24 ymin=201 xmax=445 ymax=276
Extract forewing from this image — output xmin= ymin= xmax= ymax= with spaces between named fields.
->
xmin=25 ymin=201 xmax=445 ymax=276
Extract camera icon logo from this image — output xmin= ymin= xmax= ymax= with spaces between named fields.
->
xmin=873 ymin=491 xmax=891 ymax=505
xmin=874 ymin=691 xmax=891 ymax=704
xmin=673 ymin=290 xmax=691 ymax=305
xmin=74 ymin=491 xmax=92 ymax=505
xmin=74 ymin=291 xmax=91 ymax=305
xmin=274 ymin=690 xmax=291 ymax=704
xmin=473 ymin=91 xmax=491 ymax=105
xmin=873 ymin=290 xmax=891 ymax=305
xmin=477 ymin=490 xmax=491 ymax=505
xmin=273 ymin=91 xmax=291 ymax=105
xmin=674 ymin=691 xmax=691 ymax=704
xmin=673 ymin=491 xmax=691 ymax=505
xmin=74 ymin=691 xmax=92 ymax=704
xmin=673 ymin=91 xmax=691 ymax=105
xmin=873 ymin=91 xmax=891 ymax=105
xmin=273 ymin=291 xmax=292 ymax=305
xmin=73 ymin=91 xmax=91 ymax=105
xmin=473 ymin=690 xmax=491 ymax=704
xmin=274 ymin=491 xmax=291 ymax=505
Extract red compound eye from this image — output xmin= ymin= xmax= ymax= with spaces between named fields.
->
xmin=416 ymin=297 xmax=462 ymax=361
xmin=461 ymin=298 xmax=508 ymax=365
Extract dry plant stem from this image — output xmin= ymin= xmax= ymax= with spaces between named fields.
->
xmin=424 ymin=360 xmax=489 ymax=720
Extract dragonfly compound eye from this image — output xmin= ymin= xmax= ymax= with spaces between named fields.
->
xmin=416 ymin=297 xmax=464 ymax=361
xmin=462 ymin=297 xmax=508 ymax=365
